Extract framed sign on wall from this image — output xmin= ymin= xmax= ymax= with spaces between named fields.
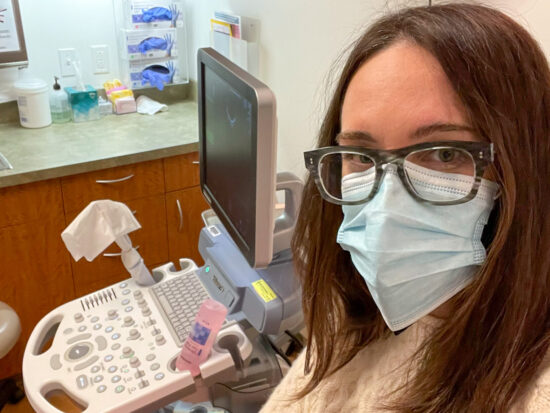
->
xmin=0 ymin=0 xmax=27 ymax=67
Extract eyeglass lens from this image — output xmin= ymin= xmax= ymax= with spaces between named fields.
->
xmin=318 ymin=147 xmax=476 ymax=203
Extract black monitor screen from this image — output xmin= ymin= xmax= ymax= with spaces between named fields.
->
xmin=203 ymin=65 xmax=256 ymax=252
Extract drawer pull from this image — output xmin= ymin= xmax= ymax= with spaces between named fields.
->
xmin=176 ymin=199 xmax=183 ymax=232
xmin=192 ymin=161 xmax=200 ymax=165
xmin=95 ymin=174 xmax=135 ymax=184
xmin=104 ymin=245 xmax=140 ymax=257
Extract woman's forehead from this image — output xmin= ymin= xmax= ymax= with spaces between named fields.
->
xmin=340 ymin=41 xmax=470 ymax=148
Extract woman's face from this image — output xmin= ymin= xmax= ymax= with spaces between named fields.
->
xmin=339 ymin=41 xmax=477 ymax=150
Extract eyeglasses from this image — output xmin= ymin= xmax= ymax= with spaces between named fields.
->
xmin=304 ymin=140 xmax=494 ymax=206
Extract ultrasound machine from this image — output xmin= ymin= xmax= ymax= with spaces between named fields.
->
xmin=22 ymin=47 xmax=304 ymax=413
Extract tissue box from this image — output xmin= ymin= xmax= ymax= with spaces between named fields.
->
xmin=65 ymin=86 xmax=100 ymax=122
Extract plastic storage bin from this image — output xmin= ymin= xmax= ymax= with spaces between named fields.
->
xmin=125 ymin=58 xmax=182 ymax=90
xmin=121 ymin=28 xmax=178 ymax=61
xmin=113 ymin=0 xmax=188 ymax=90
xmin=13 ymin=77 xmax=52 ymax=128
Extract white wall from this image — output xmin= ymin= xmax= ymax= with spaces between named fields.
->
xmin=473 ymin=0 xmax=550 ymax=58
xmin=0 ymin=0 xmax=119 ymax=103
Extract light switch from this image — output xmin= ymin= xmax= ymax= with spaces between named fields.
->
xmin=58 ymin=48 xmax=76 ymax=77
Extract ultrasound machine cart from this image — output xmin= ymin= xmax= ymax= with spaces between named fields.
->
xmin=22 ymin=47 xmax=304 ymax=413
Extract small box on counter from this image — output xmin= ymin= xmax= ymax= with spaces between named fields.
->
xmin=65 ymin=86 xmax=100 ymax=122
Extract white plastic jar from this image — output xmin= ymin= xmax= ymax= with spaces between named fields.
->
xmin=13 ymin=78 xmax=52 ymax=128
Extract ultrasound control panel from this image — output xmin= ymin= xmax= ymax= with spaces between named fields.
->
xmin=23 ymin=259 xmax=253 ymax=413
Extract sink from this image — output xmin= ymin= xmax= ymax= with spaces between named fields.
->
xmin=0 ymin=152 xmax=13 ymax=171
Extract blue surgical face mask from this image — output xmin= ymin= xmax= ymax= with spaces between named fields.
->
xmin=336 ymin=164 xmax=499 ymax=331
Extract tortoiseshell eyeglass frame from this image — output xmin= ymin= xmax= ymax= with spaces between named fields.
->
xmin=304 ymin=140 xmax=494 ymax=206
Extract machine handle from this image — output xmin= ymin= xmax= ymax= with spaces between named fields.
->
xmin=104 ymin=245 xmax=140 ymax=257
xmin=95 ymin=174 xmax=134 ymax=184
xmin=176 ymin=199 xmax=183 ymax=232
xmin=272 ymin=172 xmax=304 ymax=255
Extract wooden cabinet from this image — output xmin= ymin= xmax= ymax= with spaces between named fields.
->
xmin=61 ymin=160 xmax=165 ymax=214
xmin=166 ymin=186 xmax=210 ymax=266
xmin=164 ymin=152 xmax=209 ymax=266
xmin=0 ymin=151 xmax=208 ymax=380
xmin=0 ymin=180 xmax=74 ymax=379
xmin=164 ymin=151 xmax=200 ymax=192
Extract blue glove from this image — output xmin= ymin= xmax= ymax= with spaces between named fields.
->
xmin=141 ymin=65 xmax=173 ymax=91
xmin=142 ymin=7 xmax=172 ymax=23
xmin=138 ymin=37 xmax=168 ymax=54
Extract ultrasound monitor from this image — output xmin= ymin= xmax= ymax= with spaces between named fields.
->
xmin=198 ymin=47 xmax=277 ymax=269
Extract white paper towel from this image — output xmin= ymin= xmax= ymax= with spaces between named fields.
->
xmin=61 ymin=200 xmax=141 ymax=262
xmin=136 ymin=95 xmax=168 ymax=115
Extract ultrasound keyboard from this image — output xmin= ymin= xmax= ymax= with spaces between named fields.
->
xmin=151 ymin=266 xmax=229 ymax=345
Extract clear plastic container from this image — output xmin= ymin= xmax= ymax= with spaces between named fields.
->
xmin=176 ymin=298 xmax=228 ymax=376
xmin=49 ymin=77 xmax=72 ymax=124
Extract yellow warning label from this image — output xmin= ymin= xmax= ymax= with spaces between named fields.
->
xmin=252 ymin=280 xmax=277 ymax=303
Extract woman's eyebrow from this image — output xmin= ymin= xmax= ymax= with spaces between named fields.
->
xmin=411 ymin=122 xmax=475 ymax=139
xmin=336 ymin=123 xmax=475 ymax=145
xmin=335 ymin=131 xmax=376 ymax=144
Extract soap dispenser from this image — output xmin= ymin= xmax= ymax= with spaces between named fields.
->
xmin=50 ymin=76 xmax=72 ymax=123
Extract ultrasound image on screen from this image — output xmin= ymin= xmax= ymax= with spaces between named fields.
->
xmin=204 ymin=67 xmax=254 ymax=249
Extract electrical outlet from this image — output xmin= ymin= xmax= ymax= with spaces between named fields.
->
xmin=91 ymin=45 xmax=110 ymax=74
xmin=58 ymin=48 xmax=76 ymax=77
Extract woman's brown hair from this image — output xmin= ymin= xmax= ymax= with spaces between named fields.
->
xmin=292 ymin=3 xmax=550 ymax=412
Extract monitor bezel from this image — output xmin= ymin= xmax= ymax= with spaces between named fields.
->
xmin=197 ymin=47 xmax=277 ymax=268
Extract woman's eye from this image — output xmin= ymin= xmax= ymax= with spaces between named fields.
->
xmin=437 ymin=149 xmax=456 ymax=162
xmin=406 ymin=147 xmax=473 ymax=174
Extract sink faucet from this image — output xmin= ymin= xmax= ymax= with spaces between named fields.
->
xmin=0 ymin=153 xmax=12 ymax=170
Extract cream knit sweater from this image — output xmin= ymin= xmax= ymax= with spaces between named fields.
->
xmin=260 ymin=317 xmax=550 ymax=412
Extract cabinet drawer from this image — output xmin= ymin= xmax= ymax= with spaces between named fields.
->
xmin=164 ymin=152 xmax=200 ymax=192
xmin=67 ymin=194 xmax=168 ymax=295
xmin=61 ymin=160 xmax=165 ymax=214
xmin=0 ymin=179 xmax=63 ymax=229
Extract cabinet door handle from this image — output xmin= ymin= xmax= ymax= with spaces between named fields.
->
xmin=176 ymin=199 xmax=183 ymax=232
xmin=192 ymin=161 xmax=199 ymax=165
xmin=104 ymin=245 xmax=140 ymax=257
xmin=95 ymin=174 xmax=135 ymax=184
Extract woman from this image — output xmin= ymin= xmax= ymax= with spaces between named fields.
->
xmin=261 ymin=3 xmax=550 ymax=412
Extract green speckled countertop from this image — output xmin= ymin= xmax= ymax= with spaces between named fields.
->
xmin=0 ymin=100 xmax=199 ymax=189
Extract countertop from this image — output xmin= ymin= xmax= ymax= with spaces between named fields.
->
xmin=0 ymin=100 xmax=199 ymax=189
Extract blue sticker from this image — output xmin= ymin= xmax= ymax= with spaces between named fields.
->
xmin=190 ymin=323 xmax=211 ymax=345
